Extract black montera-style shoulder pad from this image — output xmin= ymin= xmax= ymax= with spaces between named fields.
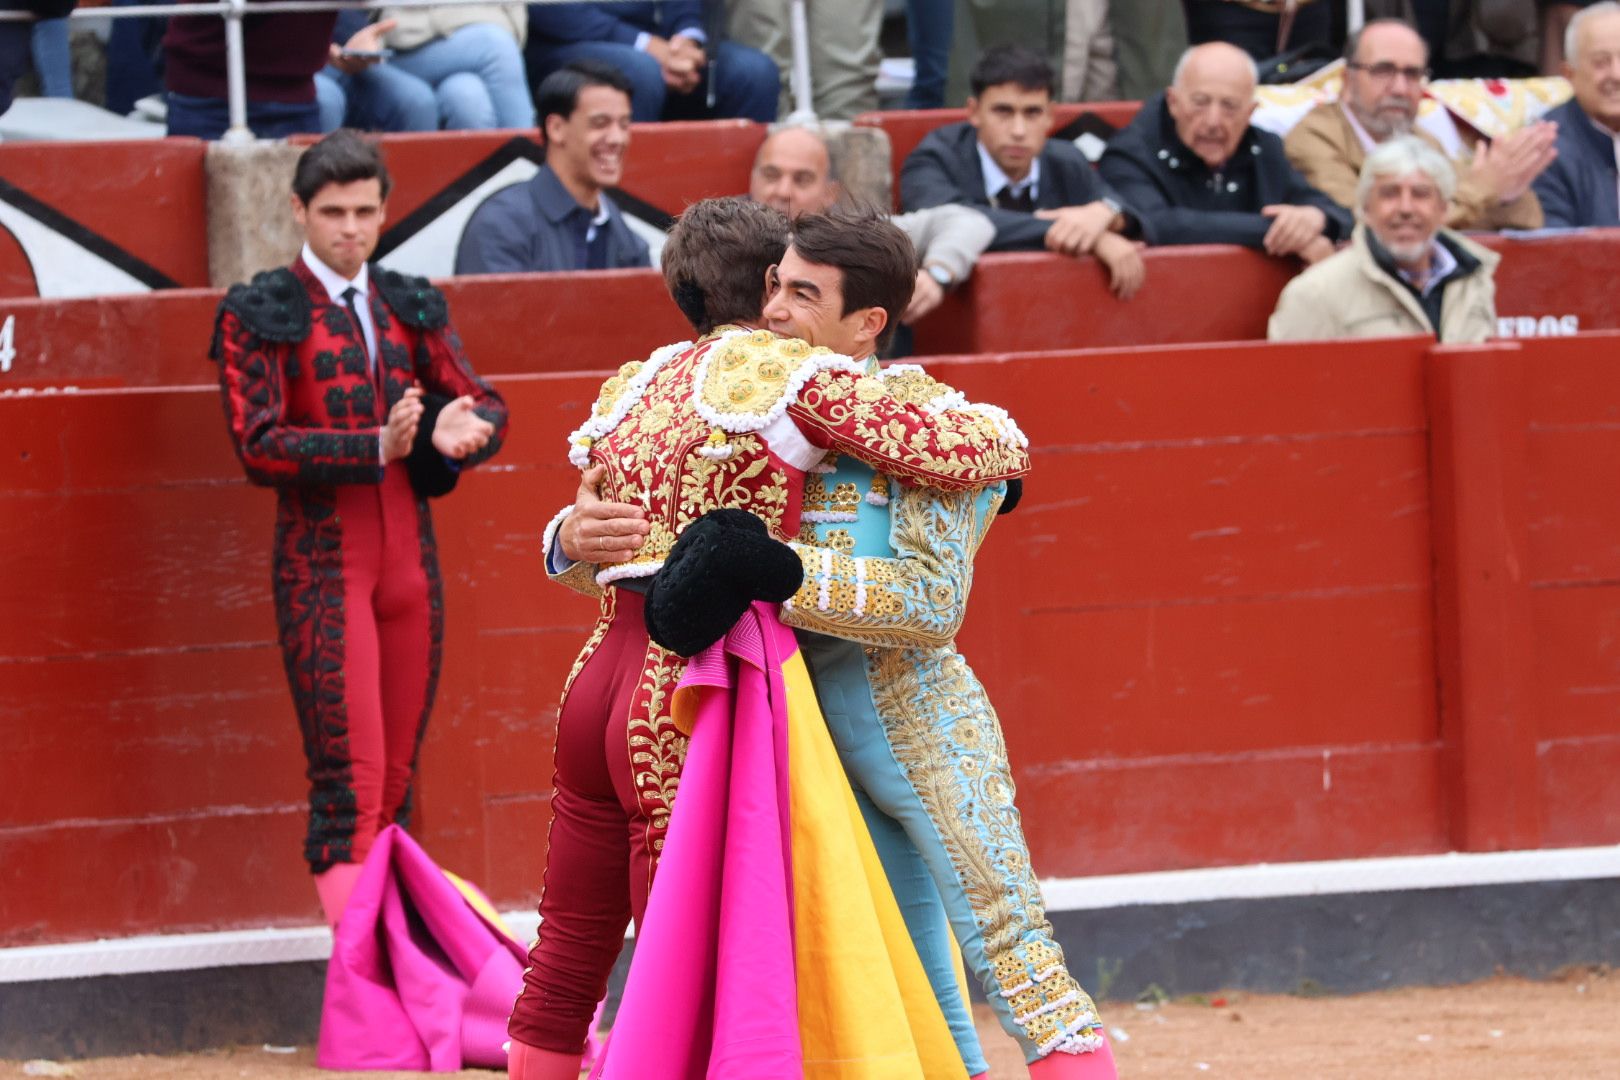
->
xmin=373 ymin=268 xmax=448 ymax=330
xmin=218 ymin=267 xmax=311 ymax=343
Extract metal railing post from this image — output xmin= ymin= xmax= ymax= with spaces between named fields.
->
xmin=221 ymin=0 xmax=254 ymax=143
xmin=1346 ymin=0 xmax=1365 ymax=35
xmin=784 ymin=0 xmax=816 ymax=124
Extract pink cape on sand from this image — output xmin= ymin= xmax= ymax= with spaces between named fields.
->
xmin=317 ymin=824 xmax=527 ymax=1072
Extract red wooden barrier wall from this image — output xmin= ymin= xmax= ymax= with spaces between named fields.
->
xmin=7 ymin=229 xmax=1620 ymax=391
xmin=0 ymin=122 xmax=768 ymax=301
xmin=912 ymin=229 xmax=1620 ymax=356
xmin=6 ymin=334 xmax=1620 ymax=946
xmin=0 ymin=272 xmax=688 ymax=389
xmin=0 ymin=139 xmax=209 ymax=296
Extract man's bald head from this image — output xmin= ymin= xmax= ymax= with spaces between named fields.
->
xmin=1167 ymin=43 xmax=1259 ymax=169
xmin=750 ymin=126 xmax=839 ymax=219
xmin=1567 ymin=2 xmax=1620 ymax=129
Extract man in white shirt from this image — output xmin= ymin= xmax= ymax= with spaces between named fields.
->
xmin=900 ymin=43 xmax=1147 ymax=299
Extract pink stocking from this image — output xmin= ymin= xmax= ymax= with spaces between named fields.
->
xmin=507 ymin=1038 xmax=583 ymax=1080
xmin=1027 ymin=1035 xmax=1118 ymax=1080
xmin=313 ymin=863 xmax=363 ymax=929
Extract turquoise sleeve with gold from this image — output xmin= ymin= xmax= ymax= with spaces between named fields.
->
xmin=781 ymin=481 xmax=1002 ymax=648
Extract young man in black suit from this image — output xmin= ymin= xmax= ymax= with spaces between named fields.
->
xmin=900 ymin=43 xmax=1145 ymax=298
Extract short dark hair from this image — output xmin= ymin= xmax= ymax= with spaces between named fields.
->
xmin=292 ymin=129 xmax=392 ymax=204
xmin=536 ymin=59 xmax=634 ymax=144
xmin=662 ymin=197 xmax=789 ymax=334
xmin=787 ymin=205 xmax=917 ymax=351
xmin=1343 ymin=17 xmax=1430 ymax=63
xmin=969 ymin=42 xmax=1055 ymax=98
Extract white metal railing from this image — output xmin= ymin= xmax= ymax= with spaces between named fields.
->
xmin=0 ymin=0 xmax=816 ymax=144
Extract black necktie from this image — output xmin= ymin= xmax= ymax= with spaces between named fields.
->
xmin=341 ymin=286 xmax=375 ymax=374
xmin=995 ymin=184 xmax=1035 ymax=213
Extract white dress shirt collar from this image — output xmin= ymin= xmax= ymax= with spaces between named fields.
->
xmin=976 ymin=140 xmax=1041 ymax=203
xmin=1396 ymin=236 xmax=1459 ymax=297
xmin=1340 ymin=101 xmax=1380 ymax=154
xmin=301 ymin=243 xmax=369 ymax=303
xmin=300 ymin=243 xmax=377 ymax=363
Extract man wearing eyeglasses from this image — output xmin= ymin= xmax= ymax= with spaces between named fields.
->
xmin=1098 ymin=41 xmax=1350 ymax=260
xmin=1285 ymin=18 xmax=1554 ymax=230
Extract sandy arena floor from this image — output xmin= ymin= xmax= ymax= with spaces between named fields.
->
xmin=8 ymin=969 xmax=1614 ymax=1079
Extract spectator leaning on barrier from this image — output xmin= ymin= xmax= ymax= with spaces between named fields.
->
xmin=900 ymin=43 xmax=1146 ymax=299
xmin=1286 ymin=18 xmax=1553 ymax=231
xmin=455 ymin=59 xmax=650 ymax=275
xmin=1532 ymin=0 xmax=1620 ymax=227
xmin=526 ymin=0 xmax=777 ymax=124
xmin=1098 ymin=42 xmax=1350 ymax=263
xmin=1269 ymin=135 xmax=1498 ymax=343
xmin=749 ymin=124 xmax=995 ymax=325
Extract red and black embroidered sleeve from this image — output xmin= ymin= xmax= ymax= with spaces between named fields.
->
xmin=375 ymin=269 xmax=509 ymax=470
xmin=214 ymin=295 xmax=384 ymax=488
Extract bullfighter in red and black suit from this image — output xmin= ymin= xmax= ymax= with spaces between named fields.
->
xmin=212 ymin=130 xmax=508 ymax=927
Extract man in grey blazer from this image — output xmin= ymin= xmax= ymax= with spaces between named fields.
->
xmin=455 ymin=59 xmax=651 ymax=274
xmin=900 ymin=43 xmax=1146 ymax=298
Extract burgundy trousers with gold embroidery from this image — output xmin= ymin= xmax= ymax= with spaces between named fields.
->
xmin=507 ymin=587 xmax=690 ymax=1054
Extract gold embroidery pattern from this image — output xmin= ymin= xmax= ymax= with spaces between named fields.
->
xmin=590 ymin=338 xmax=794 ymax=582
xmin=789 ymin=369 xmax=1029 ymax=491
xmin=697 ymin=330 xmax=827 ymax=417
xmin=877 ymin=367 xmax=952 ymax=407
xmin=783 ymin=481 xmax=998 ymax=649
xmin=867 ymin=645 xmax=1102 ymax=1053
xmin=624 ymin=637 xmax=689 ymax=891
xmin=802 ymin=474 xmax=862 ymax=519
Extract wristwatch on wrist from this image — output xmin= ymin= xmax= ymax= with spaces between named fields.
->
xmin=925 ymin=263 xmax=954 ymax=290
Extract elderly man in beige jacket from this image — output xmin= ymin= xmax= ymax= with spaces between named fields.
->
xmin=1269 ymin=135 xmax=1498 ymax=343
xmin=1284 ymin=18 xmax=1553 ymax=231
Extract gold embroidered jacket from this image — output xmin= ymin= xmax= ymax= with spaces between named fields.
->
xmin=545 ymin=329 xmax=1030 ymax=588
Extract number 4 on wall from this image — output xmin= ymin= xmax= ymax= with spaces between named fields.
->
xmin=0 ymin=315 xmax=13 ymax=373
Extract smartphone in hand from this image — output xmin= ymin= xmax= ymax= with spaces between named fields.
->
xmin=337 ymin=46 xmax=395 ymax=61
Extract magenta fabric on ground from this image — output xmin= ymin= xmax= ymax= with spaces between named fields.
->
xmin=593 ymin=603 xmax=802 ymax=1079
xmin=317 ymin=824 xmax=527 ymax=1072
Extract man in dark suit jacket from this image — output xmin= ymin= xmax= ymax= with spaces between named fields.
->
xmin=456 ymin=60 xmax=651 ymax=275
xmin=901 ymin=43 xmax=1146 ymax=298
xmin=1098 ymin=42 xmax=1351 ymax=259
xmin=1533 ymin=3 xmax=1620 ymax=228
xmin=526 ymin=0 xmax=776 ymax=123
